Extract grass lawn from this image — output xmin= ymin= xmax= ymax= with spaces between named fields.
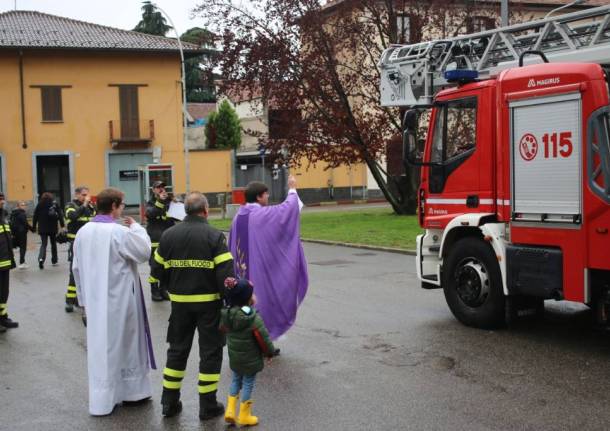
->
xmin=209 ymin=208 xmax=421 ymax=250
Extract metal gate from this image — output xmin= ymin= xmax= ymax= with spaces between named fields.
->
xmin=235 ymin=159 xmax=287 ymax=203
xmin=108 ymin=152 xmax=153 ymax=206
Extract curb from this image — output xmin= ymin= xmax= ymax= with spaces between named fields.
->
xmin=300 ymin=238 xmax=416 ymax=255
xmin=305 ymin=198 xmax=388 ymax=207
xmin=220 ymin=231 xmax=415 ymax=255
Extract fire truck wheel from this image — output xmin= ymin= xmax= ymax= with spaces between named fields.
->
xmin=443 ymin=237 xmax=505 ymax=329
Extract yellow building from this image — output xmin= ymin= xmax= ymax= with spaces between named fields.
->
xmin=0 ymin=10 xmax=232 ymax=209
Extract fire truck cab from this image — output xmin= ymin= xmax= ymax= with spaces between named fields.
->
xmin=408 ymin=62 xmax=610 ymax=328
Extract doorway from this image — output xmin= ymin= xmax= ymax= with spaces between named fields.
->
xmin=108 ymin=152 xmax=153 ymax=206
xmin=35 ymin=155 xmax=70 ymax=207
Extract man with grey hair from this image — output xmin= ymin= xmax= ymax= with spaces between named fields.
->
xmin=152 ymin=192 xmax=234 ymax=421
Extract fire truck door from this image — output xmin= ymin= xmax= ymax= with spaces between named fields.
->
xmin=586 ymin=106 xmax=610 ymax=271
xmin=425 ymin=94 xmax=494 ymax=228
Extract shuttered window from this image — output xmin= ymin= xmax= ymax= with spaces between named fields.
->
xmin=40 ymin=86 xmax=63 ymax=122
xmin=119 ymin=85 xmax=140 ymax=138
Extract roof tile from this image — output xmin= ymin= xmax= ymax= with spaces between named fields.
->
xmin=0 ymin=10 xmax=201 ymax=53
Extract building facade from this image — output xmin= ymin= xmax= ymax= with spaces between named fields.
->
xmin=0 ymin=11 xmax=230 ymax=210
xmin=219 ymin=87 xmax=369 ymax=204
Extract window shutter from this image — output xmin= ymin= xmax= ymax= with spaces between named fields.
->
xmin=119 ymin=85 xmax=140 ymax=138
xmin=41 ymin=87 xmax=63 ymax=122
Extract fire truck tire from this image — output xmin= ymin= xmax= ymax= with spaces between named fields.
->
xmin=443 ymin=237 xmax=505 ymax=329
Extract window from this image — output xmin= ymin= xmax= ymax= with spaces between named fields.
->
xmin=40 ymin=86 xmax=63 ymax=122
xmin=588 ymin=106 xmax=610 ymax=203
xmin=429 ymin=98 xmax=477 ymax=193
xmin=430 ymin=98 xmax=477 ymax=162
xmin=269 ymin=109 xmax=301 ymax=140
xmin=119 ymin=85 xmax=140 ymax=138
xmin=467 ymin=16 xmax=495 ymax=33
xmin=397 ymin=14 xmax=411 ymax=43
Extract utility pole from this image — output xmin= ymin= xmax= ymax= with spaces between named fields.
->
xmin=501 ymin=0 xmax=509 ymax=27
xmin=152 ymin=3 xmax=191 ymax=193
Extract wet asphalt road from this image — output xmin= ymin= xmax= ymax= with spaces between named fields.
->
xmin=1 ymin=239 xmax=610 ymax=431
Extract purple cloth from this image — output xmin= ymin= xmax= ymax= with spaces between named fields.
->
xmin=138 ymin=278 xmax=157 ymax=370
xmin=91 ymin=214 xmax=115 ymax=223
xmin=229 ymin=192 xmax=308 ymax=340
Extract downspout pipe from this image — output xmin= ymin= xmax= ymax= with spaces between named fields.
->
xmin=19 ymin=49 xmax=27 ymax=149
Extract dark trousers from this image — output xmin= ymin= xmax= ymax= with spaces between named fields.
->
xmin=14 ymin=232 xmax=27 ymax=264
xmin=0 ymin=270 xmax=9 ymax=318
xmin=38 ymin=233 xmax=57 ymax=264
xmin=66 ymin=241 xmax=77 ymax=304
xmin=162 ymin=302 xmax=224 ymax=408
xmin=149 ymin=246 xmax=160 ymax=290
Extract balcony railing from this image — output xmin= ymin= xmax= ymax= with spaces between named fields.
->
xmin=109 ymin=119 xmax=155 ymax=147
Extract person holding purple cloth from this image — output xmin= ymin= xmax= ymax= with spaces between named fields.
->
xmin=228 ymin=175 xmax=309 ymax=341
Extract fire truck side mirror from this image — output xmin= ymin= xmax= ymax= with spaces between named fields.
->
xmin=402 ymin=109 xmax=427 ymax=167
xmin=403 ymin=109 xmax=417 ymax=130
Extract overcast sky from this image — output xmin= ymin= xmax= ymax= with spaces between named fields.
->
xmin=0 ymin=0 xmax=216 ymax=35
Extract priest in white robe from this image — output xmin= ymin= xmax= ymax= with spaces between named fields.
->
xmin=73 ymin=187 xmax=155 ymax=416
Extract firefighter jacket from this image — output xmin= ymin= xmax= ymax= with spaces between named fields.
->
xmin=0 ymin=209 xmax=15 ymax=272
xmin=145 ymin=197 xmax=175 ymax=247
xmin=64 ymin=200 xmax=96 ymax=240
xmin=220 ymin=305 xmax=276 ymax=376
xmin=151 ymin=215 xmax=234 ymax=304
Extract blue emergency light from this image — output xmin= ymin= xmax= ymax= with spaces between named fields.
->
xmin=444 ymin=69 xmax=479 ymax=84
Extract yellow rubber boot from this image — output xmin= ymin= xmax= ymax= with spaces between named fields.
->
xmin=225 ymin=395 xmax=239 ymax=424
xmin=237 ymin=400 xmax=259 ymax=426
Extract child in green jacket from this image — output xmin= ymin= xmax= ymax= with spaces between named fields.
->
xmin=221 ymin=278 xmax=276 ymax=426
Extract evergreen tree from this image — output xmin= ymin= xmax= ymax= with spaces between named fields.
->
xmin=205 ymin=111 xmax=218 ymax=148
xmin=213 ymin=101 xmax=241 ymax=149
xmin=180 ymin=27 xmax=218 ymax=102
xmin=133 ymin=1 xmax=172 ymax=36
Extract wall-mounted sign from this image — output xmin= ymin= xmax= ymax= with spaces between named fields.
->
xmin=119 ymin=170 xmax=139 ymax=181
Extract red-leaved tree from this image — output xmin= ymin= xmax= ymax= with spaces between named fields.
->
xmin=194 ymin=0 xmax=522 ymax=214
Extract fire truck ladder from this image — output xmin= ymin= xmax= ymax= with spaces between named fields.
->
xmin=379 ymin=5 xmax=610 ymax=107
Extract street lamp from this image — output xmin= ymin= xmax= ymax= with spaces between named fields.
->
xmin=545 ymin=0 xmax=587 ymax=19
xmin=151 ymin=3 xmax=191 ymax=193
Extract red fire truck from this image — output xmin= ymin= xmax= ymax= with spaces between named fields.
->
xmin=379 ymin=5 xmax=610 ymax=328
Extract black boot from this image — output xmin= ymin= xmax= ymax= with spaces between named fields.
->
xmin=199 ymin=394 xmax=224 ymax=421
xmin=162 ymin=400 xmax=182 ymax=418
xmin=65 ymin=297 xmax=75 ymax=313
xmin=0 ymin=324 xmax=6 ymax=333
xmin=151 ymin=284 xmax=163 ymax=302
xmin=0 ymin=316 xmax=19 ymax=329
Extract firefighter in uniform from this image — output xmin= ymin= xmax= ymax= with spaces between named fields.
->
xmin=152 ymin=192 xmax=234 ymax=420
xmin=0 ymin=192 xmax=17 ymax=331
xmin=64 ymin=186 xmax=96 ymax=312
xmin=146 ymin=180 xmax=174 ymax=302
